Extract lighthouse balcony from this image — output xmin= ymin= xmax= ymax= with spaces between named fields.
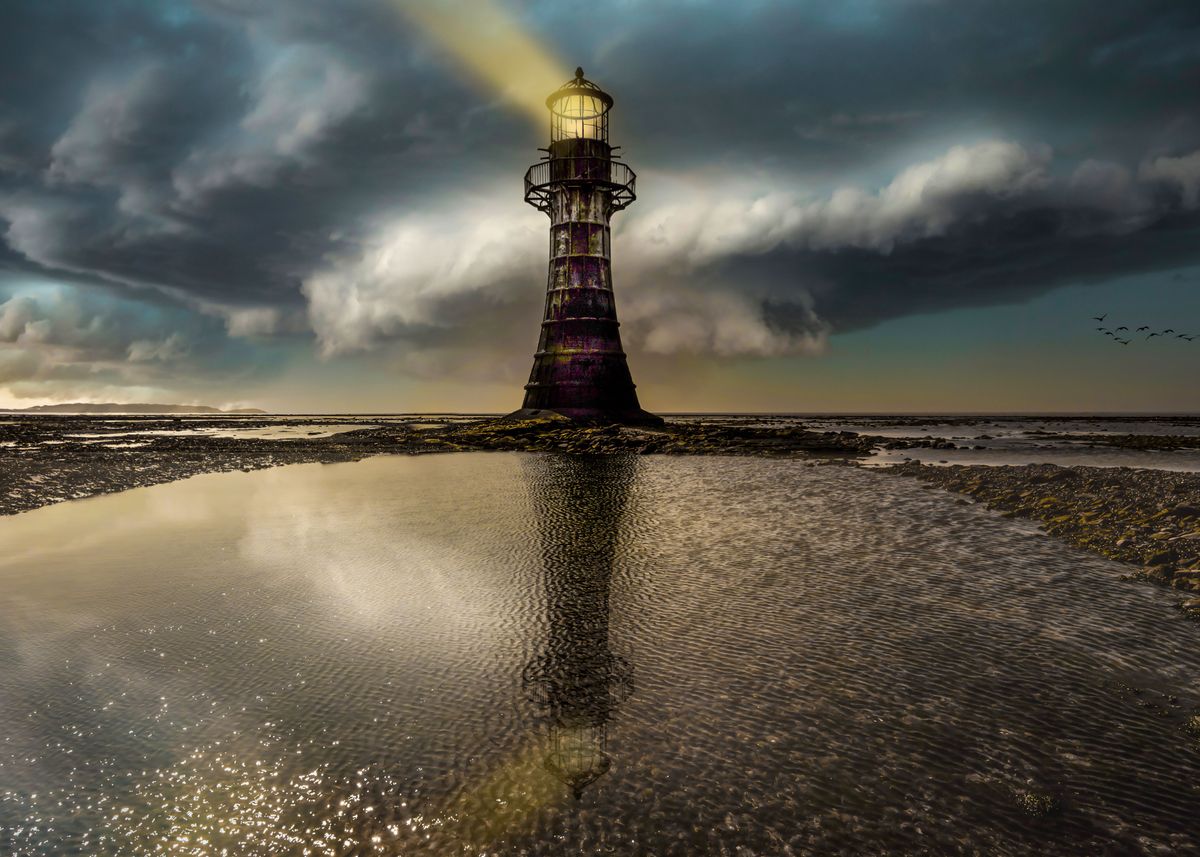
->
xmin=524 ymin=159 xmax=636 ymax=213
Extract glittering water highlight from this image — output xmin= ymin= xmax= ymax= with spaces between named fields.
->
xmin=1 ymin=453 xmax=1198 ymax=855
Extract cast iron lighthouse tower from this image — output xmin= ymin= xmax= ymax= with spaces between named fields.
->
xmin=513 ymin=69 xmax=661 ymax=425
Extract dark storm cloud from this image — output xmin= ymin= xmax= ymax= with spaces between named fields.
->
xmin=743 ymin=206 xmax=1200 ymax=335
xmin=576 ymin=0 xmax=1200 ymax=171
xmin=0 ymin=0 xmax=533 ymax=316
xmin=615 ymin=141 xmax=1200 ymax=339
xmin=0 ymin=0 xmax=1199 ymax=383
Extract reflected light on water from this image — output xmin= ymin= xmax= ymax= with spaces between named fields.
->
xmin=2 ymin=452 xmax=1200 ymax=854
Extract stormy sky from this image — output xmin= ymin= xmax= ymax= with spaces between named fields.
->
xmin=1 ymin=0 xmax=1199 ymax=412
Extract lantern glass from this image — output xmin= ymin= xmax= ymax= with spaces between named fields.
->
xmin=550 ymin=93 xmax=608 ymax=142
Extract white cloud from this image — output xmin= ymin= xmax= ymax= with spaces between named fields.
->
xmin=0 ymin=292 xmax=111 ymax=350
xmin=623 ymin=140 xmax=1055 ymax=265
xmin=0 ymin=294 xmax=37 ymax=341
xmin=46 ymin=66 xmax=167 ymax=215
xmin=244 ymin=48 xmax=367 ymax=157
xmin=189 ymin=301 xmax=310 ymax=340
xmin=0 ymin=193 xmax=89 ymax=273
xmin=296 ymin=140 xmax=1087 ymax=361
xmin=43 ymin=65 xmax=199 ymax=234
xmin=0 ymin=289 xmax=200 ymax=405
xmin=301 ymin=192 xmax=544 ymax=355
xmin=623 ymin=290 xmax=827 ymax=358
xmin=300 ymin=183 xmax=829 ymax=360
xmin=127 ymin=332 xmax=189 ymax=362
xmin=173 ymin=138 xmax=1200 ymax=371
xmin=1139 ymin=149 xmax=1200 ymax=209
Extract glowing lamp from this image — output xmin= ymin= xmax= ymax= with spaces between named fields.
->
xmin=548 ymin=68 xmax=613 ymax=141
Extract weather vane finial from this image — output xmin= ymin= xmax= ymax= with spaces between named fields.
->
xmin=575 ymin=66 xmax=584 ymax=79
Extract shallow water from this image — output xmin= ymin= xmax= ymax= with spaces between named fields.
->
xmin=1 ymin=453 xmax=1198 ymax=855
xmin=812 ymin=417 xmax=1200 ymax=471
xmin=61 ymin=423 xmax=378 ymax=441
xmin=864 ymin=444 xmax=1200 ymax=471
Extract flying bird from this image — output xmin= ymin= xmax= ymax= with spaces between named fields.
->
xmin=1163 ymin=329 xmax=1175 ymax=334
xmin=1117 ymin=339 xmax=1130 ymax=345
xmin=1096 ymin=327 xmax=1108 ymax=332
xmin=1137 ymin=326 xmax=1150 ymax=331
xmin=1093 ymin=314 xmax=1107 ymax=321
xmin=1116 ymin=326 xmax=1128 ymax=331
xmin=1147 ymin=332 xmax=1160 ymax=339
xmin=1181 ymin=334 xmax=1196 ymax=341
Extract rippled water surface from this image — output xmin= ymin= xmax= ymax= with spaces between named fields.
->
xmin=2 ymin=453 xmax=1199 ymax=855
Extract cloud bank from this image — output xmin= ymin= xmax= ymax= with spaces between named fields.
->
xmin=301 ymin=139 xmax=1200 ymax=365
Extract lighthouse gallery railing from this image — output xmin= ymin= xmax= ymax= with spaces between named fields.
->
xmin=524 ymin=158 xmax=637 ymax=213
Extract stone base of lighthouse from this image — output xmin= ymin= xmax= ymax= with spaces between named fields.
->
xmin=510 ymin=333 xmax=663 ymax=426
xmin=504 ymin=406 xmax=663 ymax=426
xmin=514 ymin=326 xmax=662 ymax=425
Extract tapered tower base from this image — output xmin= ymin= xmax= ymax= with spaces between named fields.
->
xmin=503 ymin=406 xmax=663 ymax=426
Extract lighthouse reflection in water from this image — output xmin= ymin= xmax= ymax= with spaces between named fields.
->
xmin=521 ymin=454 xmax=635 ymax=799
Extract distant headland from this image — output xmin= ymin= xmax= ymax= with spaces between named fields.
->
xmin=0 ymin=403 xmax=266 ymax=415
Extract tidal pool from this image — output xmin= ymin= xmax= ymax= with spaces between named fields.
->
xmin=1 ymin=453 xmax=1198 ymax=855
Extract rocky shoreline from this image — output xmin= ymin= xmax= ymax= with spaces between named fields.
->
xmin=1064 ymin=433 xmax=1200 ymax=451
xmin=887 ymin=461 xmax=1200 ymax=619
xmin=0 ymin=414 xmax=875 ymax=517
xmin=3 ymin=414 xmax=1199 ymax=617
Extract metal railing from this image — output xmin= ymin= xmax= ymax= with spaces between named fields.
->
xmin=524 ymin=158 xmax=637 ymax=213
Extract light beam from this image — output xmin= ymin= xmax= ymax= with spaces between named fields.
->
xmin=392 ymin=0 xmax=571 ymax=128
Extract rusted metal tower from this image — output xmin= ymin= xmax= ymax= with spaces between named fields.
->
xmin=511 ymin=68 xmax=662 ymax=425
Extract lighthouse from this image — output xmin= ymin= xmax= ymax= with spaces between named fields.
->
xmin=511 ymin=69 xmax=662 ymax=425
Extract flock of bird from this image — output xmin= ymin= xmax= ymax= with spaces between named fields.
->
xmin=1091 ymin=314 xmax=1196 ymax=345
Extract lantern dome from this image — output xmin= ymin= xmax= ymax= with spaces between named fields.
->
xmin=547 ymin=68 xmax=613 ymax=142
